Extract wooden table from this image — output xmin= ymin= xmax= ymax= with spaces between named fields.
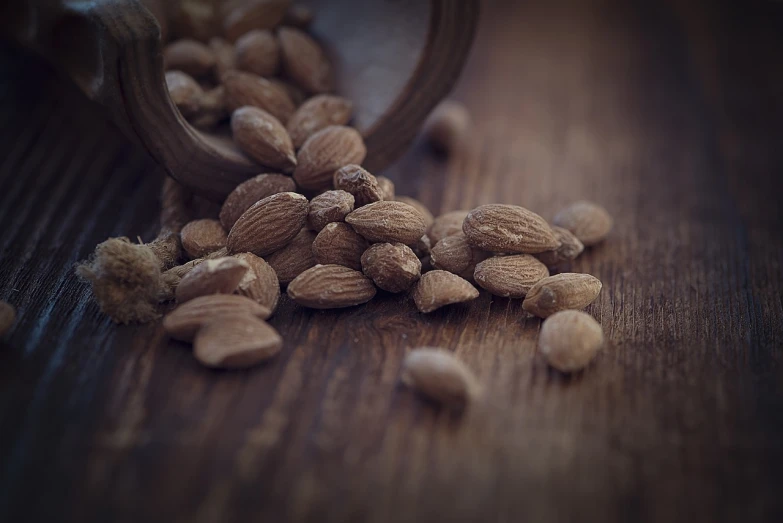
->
xmin=1 ymin=1 xmax=782 ymax=521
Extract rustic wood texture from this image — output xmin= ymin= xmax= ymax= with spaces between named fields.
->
xmin=1 ymin=0 xmax=783 ymax=521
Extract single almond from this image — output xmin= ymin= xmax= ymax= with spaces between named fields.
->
xmin=165 ymin=70 xmax=204 ymax=117
xmin=538 ymin=310 xmax=604 ymax=372
xmin=306 ymin=190 xmax=355 ymax=231
xmin=176 ymin=256 xmax=250 ymax=303
xmin=376 ymin=176 xmax=395 ymax=201
xmin=522 ymin=273 xmax=602 ymax=318
xmin=293 ymin=126 xmax=367 ymax=190
xmin=473 ymin=255 xmax=549 ymax=298
xmin=401 ymin=348 xmax=480 ymax=408
xmin=223 ymin=0 xmax=289 ymax=41
xmin=234 ymin=252 xmax=281 ymax=312
xmin=209 ymin=37 xmax=237 ymax=77
xmin=223 ymin=70 xmax=295 ymax=123
xmin=163 ymin=39 xmax=215 ymax=77
xmin=333 ymin=164 xmax=384 ymax=207
xmin=287 ymin=264 xmax=376 ymax=309
xmin=361 ymin=242 xmax=421 ymax=293
xmin=286 ymin=95 xmax=353 ymax=148
xmin=396 ymin=196 xmax=435 ymax=228
xmin=535 ymin=226 xmax=585 ymax=268
xmin=231 ymin=106 xmax=297 ymax=172
xmin=163 ymin=294 xmax=271 ymax=342
xmin=181 ymin=219 xmax=227 ymax=259
xmin=463 ymin=204 xmax=560 ymax=253
xmin=0 ymin=300 xmax=16 ymax=336
xmin=412 ymin=270 xmax=479 ymax=313
xmin=278 ymin=27 xmax=333 ymax=94
xmin=168 ymin=2 xmax=219 ymax=42
xmin=311 ymin=222 xmax=368 ymax=271
xmin=422 ymin=100 xmax=471 ymax=153
xmin=552 ymin=200 xmax=613 ymax=246
xmin=227 ymin=191 xmax=308 ymax=256
xmin=345 ymin=201 xmax=427 ymax=245
xmin=429 ymin=232 xmax=489 ymax=280
xmin=195 ymin=315 xmax=283 ymax=368
xmin=427 ymin=210 xmax=469 ymax=244
xmin=265 ymin=228 xmax=317 ymax=284
xmin=235 ymin=29 xmax=280 ymax=77
xmin=219 ymin=173 xmax=297 ymax=230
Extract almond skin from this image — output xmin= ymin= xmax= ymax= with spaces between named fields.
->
xmin=361 ymin=243 xmax=421 ymax=293
xmin=376 ymin=176 xmax=395 ymax=201
xmin=223 ymin=0 xmax=289 ymax=41
xmin=287 ymin=264 xmax=376 ymax=309
xmin=219 ymin=173 xmax=296 ymax=230
xmin=311 ymin=222 xmax=368 ymax=271
xmin=223 ymin=70 xmax=296 ymax=124
xmin=306 ymin=190 xmax=355 ymax=231
xmin=181 ymin=219 xmax=227 ymax=259
xmin=535 ymin=226 xmax=585 ymax=268
xmin=227 ymin=192 xmax=308 ymax=256
xmin=234 ymin=252 xmax=281 ymax=313
xmin=163 ymin=39 xmax=215 ymax=77
xmin=552 ymin=201 xmax=613 ymax=246
xmin=538 ymin=310 xmax=604 ymax=372
xmin=473 ymin=255 xmax=549 ymax=298
xmin=412 ymin=270 xmax=479 ymax=313
xmin=333 ymin=164 xmax=384 ymax=207
xmin=231 ymin=106 xmax=297 ymax=172
xmin=287 ymin=95 xmax=353 ymax=148
xmin=463 ymin=204 xmax=560 ymax=254
xmin=401 ymin=348 xmax=480 ymax=408
xmin=235 ymin=29 xmax=280 ymax=77
xmin=0 ymin=301 xmax=16 ymax=336
xmin=278 ymin=27 xmax=333 ymax=94
xmin=163 ymin=294 xmax=271 ymax=342
xmin=345 ymin=201 xmax=427 ymax=245
xmin=175 ymin=256 xmax=250 ymax=303
xmin=428 ymin=210 xmax=469 ymax=244
xmin=430 ymin=233 xmax=489 ymax=280
xmin=522 ymin=273 xmax=602 ymax=318
xmin=265 ymin=228 xmax=317 ymax=285
xmin=293 ymin=126 xmax=367 ymax=190
xmin=195 ymin=315 xmax=283 ymax=369
xmin=165 ymin=70 xmax=204 ymax=117
xmin=396 ymin=196 xmax=435 ymax=228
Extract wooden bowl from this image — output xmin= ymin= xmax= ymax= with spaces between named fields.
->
xmin=1 ymin=0 xmax=479 ymax=201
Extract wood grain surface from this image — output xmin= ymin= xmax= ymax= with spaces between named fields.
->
xmin=1 ymin=1 xmax=783 ymax=522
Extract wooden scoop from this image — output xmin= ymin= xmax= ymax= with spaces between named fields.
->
xmin=1 ymin=0 xmax=479 ymax=201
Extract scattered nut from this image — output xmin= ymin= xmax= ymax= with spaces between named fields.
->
xmin=181 ymin=219 xmax=227 ymax=259
xmin=234 ymin=252 xmax=281 ymax=312
xmin=230 ymin=106 xmax=297 ymax=172
xmin=361 ymin=242 xmax=421 ymax=293
xmin=427 ymin=210 xmax=468 ymax=244
xmin=293 ymin=125 xmax=367 ymax=190
xmin=219 ymin=173 xmax=297 ymax=230
xmin=265 ymin=228 xmax=317 ymax=285
xmin=412 ymin=270 xmax=479 ymax=313
xmin=175 ymin=256 xmax=250 ymax=303
xmin=422 ymin=100 xmax=470 ymax=153
xmin=163 ymin=39 xmax=215 ymax=77
xmin=195 ymin=314 xmax=283 ymax=369
xmin=553 ymin=201 xmax=613 ymax=246
xmin=227 ymin=191 xmax=308 ymax=256
xmin=345 ymin=201 xmax=427 ymax=245
xmin=223 ymin=70 xmax=296 ymax=124
xmin=311 ymin=222 xmax=368 ymax=271
xmin=538 ymin=310 xmax=604 ymax=372
xmin=333 ymin=164 xmax=384 ymax=207
xmin=306 ymin=190 xmax=355 ymax=232
xmin=278 ymin=26 xmax=333 ymax=94
xmin=288 ymin=264 xmax=376 ymax=309
xmin=430 ymin=232 xmax=489 ymax=280
xmin=463 ymin=204 xmax=560 ymax=254
xmin=535 ymin=226 xmax=585 ymax=268
xmin=473 ymin=255 xmax=549 ymax=298
xmin=287 ymin=94 xmax=353 ymax=148
xmin=235 ymin=29 xmax=280 ymax=77
xmin=522 ymin=273 xmax=602 ymax=318
xmin=163 ymin=294 xmax=271 ymax=342
xmin=401 ymin=348 xmax=479 ymax=408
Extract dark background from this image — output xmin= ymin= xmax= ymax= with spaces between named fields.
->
xmin=1 ymin=0 xmax=783 ymax=521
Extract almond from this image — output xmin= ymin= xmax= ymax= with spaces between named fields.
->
xmin=286 ymin=95 xmax=353 ymax=148
xmin=231 ymin=106 xmax=297 ymax=172
xmin=168 ymin=1 xmax=219 ymax=42
xmin=287 ymin=264 xmax=376 ymax=308
xmin=219 ymin=173 xmax=296 ymax=230
xmin=175 ymin=256 xmax=250 ymax=303
xmin=522 ymin=273 xmax=602 ymax=318
xmin=306 ymin=190 xmax=355 ymax=231
xmin=265 ymin=228 xmax=316 ymax=284
xmin=270 ymin=78 xmax=307 ymax=106
xmin=278 ymin=27 xmax=333 ymax=94
xmin=163 ymin=39 xmax=215 ymax=77
xmin=429 ymin=233 xmax=489 ymax=280
xmin=292 ymin=126 xmax=367 ymax=190
xmin=222 ymin=70 xmax=295 ymax=123
xmin=227 ymin=191 xmax=308 ymax=256
xmin=181 ymin=219 xmax=227 ymax=259
xmin=0 ymin=300 xmax=16 ymax=336
xmin=538 ymin=310 xmax=604 ymax=372
xmin=163 ymin=294 xmax=271 ymax=342
xmin=552 ymin=200 xmax=613 ymax=246
xmin=473 ymin=255 xmax=549 ymax=298
xmin=209 ymin=37 xmax=236 ymax=77
xmin=463 ymin=204 xmax=560 ymax=253
xmin=396 ymin=196 xmax=435 ymax=228
xmin=401 ymin=348 xmax=480 ymax=408
xmin=311 ymin=222 xmax=368 ymax=270
xmin=195 ymin=315 xmax=283 ymax=368
xmin=535 ymin=226 xmax=585 ymax=268
xmin=345 ymin=201 xmax=427 ymax=245
xmin=414 ymin=234 xmax=432 ymax=258
xmin=361 ymin=243 xmax=421 ymax=293
xmin=235 ymin=29 xmax=280 ymax=77
xmin=332 ymin=164 xmax=384 ymax=207
xmin=165 ymin=70 xmax=204 ymax=117
xmin=376 ymin=176 xmax=395 ymax=201
xmin=412 ymin=270 xmax=479 ymax=313
xmin=422 ymin=100 xmax=471 ymax=153
xmin=234 ymin=252 xmax=281 ymax=312
xmin=427 ymin=210 xmax=468 ymax=244
xmin=189 ymin=85 xmax=227 ymax=129
xmin=223 ymin=0 xmax=289 ymax=42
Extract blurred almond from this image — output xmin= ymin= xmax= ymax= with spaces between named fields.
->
xmin=522 ymin=273 xmax=602 ymax=318
xmin=361 ymin=242 xmax=421 ymax=293
xmin=552 ymin=200 xmax=613 ymax=246
xmin=223 ymin=0 xmax=289 ymax=42
xmin=422 ymin=100 xmax=471 ymax=153
xmin=181 ymin=218 xmax=227 ymax=258
xmin=463 ymin=204 xmax=560 ymax=253
xmin=376 ymin=176 xmax=395 ymax=201
xmin=397 ymin=196 xmax=435 ymax=228
xmin=265 ymin=228 xmax=317 ymax=284
xmin=287 ymin=264 xmax=376 ymax=309
xmin=163 ymin=294 xmax=271 ymax=342
xmin=227 ymin=191 xmax=308 ymax=256
xmin=286 ymin=95 xmax=353 ymax=147
xmin=473 ymin=255 xmax=549 ymax=298
xmin=235 ymin=29 xmax=280 ymax=77
xmin=234 ymin=252 xmax=280 ymax=312
xmin=165 ymin=70 xmax=204 ymax=117
xmin=306 ymin=190 xmax=355 ymax=232
xmin=195 ymin=315 xmax=283 ymax=368
xmin=333 ymin=164 xmax=384 ymax=207
xmin=176 ymin=256 xmax=249 ymax=303
xmin=430 ymin=233 xmax=489 ymax=280
xmin=163 ymin=39 xmax=215 ymax=77
xmin=231 ymin=106 xmax=297 ymax=172
xmin=538 ymin=310 xmax=604 ymax=372
xmin=345 ymin=201 xmax=427 ymax=245
xmin=428 ymin=210 xmax=468 ymax=244
xmin=270 ymin=78 xmax=307 ymax=106
xmin=311 ymin=222 xmax=368 ymax=271
xmin=222 ymin=70 xmax=295 ymax=123
xmin=219 ymin=173 xmax=296 ymax=230
xmin=209 ymin=37 xmax=236 ymax=77
xmin=283 ymin=4 xmax=313 ymax=28
xmin=402 ymin=348 xmax=480 ymax=408
xmin=278 ymin=27 xmax=333 ymax=94
xmin=412 ymin=270 xmax=479 ymax=313
xmin=293 ymin=126 xmax=366 ymax=190
xmin=535 ymin=226 xmax=585 ymax=268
